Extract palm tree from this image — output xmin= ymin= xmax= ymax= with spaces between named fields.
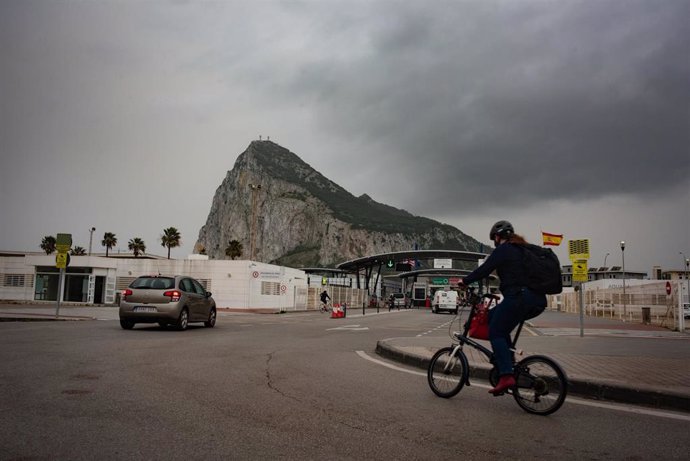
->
xmin=161 ymin=227 xmax=181 ymax=259
xmin=70 ymin=246 xmax=87 ymax=256
xmin=225 ymin=240 xmax=243 ymax=260
xmin=128 ymin=238 xmax=146 ymax=257
xmin=40 ymin=236 xmax=56 ymax=255
xmin=102 ymin=232 xmax=117 ymax=257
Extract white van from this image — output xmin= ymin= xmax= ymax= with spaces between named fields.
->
xmin=432 ymin=290 xmax=458 ymax=314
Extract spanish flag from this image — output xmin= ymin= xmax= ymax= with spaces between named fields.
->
xmin=542 ymin=232 xmax=564 ymax=246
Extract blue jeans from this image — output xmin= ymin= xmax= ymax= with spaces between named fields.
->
xmin=488 ymin=288 xmax=546 ymax=376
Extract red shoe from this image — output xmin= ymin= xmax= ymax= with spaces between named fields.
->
xmin=489 ymin=375 xmax=516 ymax=395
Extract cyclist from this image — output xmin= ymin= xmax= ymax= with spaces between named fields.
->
xmin=320 ymin=289 xmax=331 ymax=311
xmin=458 ymin=220 xmax=546 ymax=395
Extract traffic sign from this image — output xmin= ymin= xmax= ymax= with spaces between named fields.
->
xmin=56 ymin=233 xmax=72 ymax=253
xmin=56 ymin=253 xmax=70 ymax=269
xmin=666 ymin=281 xmax=672 ymax=295
xmin=568 ymin=239 xmax=590 ymax=262
xmin=432 ymin=278 xmax=449 ymax=285
xmin=572 ymin=259 xmax=588 ymax=282
xmin=386 ymin=260 xmax=394 ymax=269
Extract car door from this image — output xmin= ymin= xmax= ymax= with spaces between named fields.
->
xmin=179 ymin=278 xmax=203 ymax=321
xmin=191 ymin=278 xmax=212 ymax=319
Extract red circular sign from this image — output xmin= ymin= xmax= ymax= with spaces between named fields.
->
xmin=252 ymin=271 xmax=259 ymax=278
xmin=280 ymin=284 xmax=287 ymax=293
xmin=666 ymin=281 xmax=672 ymax=295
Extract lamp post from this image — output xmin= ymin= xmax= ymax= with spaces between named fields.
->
xmin=88 ymin=227 xmax=96 ymax=256
xmin=681 ymin=252 xmax=689 ymax=306
xmin=620 ymin=241 xmax=626 ymax=317
xmin=603 ymin=252 xmax=609 ymax=269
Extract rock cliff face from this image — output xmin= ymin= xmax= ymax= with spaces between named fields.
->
xmin=196 ymin=141 xmax=483 ymax=266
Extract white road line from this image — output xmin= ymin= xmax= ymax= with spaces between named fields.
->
xmin=355 ymin=350 xmax=426 ymax=377
xmin=327 ymin=325 xmax=369 ymax=331
xmin=355 ymin=350 xmax=690 ymax=422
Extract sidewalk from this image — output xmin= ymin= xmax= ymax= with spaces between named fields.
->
xmin=376 ymin=311 xmax=690 ymax=413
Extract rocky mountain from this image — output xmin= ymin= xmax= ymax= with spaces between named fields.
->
xmin=196 ymin=140 xmax=483 ymax=267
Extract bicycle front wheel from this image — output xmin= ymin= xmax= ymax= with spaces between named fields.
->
xmin=513 ymin=355 xmax=568 ymax=415
xmin=427 ymin=346 xmax=469 ymax=398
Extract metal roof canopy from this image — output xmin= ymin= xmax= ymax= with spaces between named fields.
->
xmin=336 ymin=250 xmax=488 ymax=294
xmin=300 ymin=267 xmax=352 ymax=275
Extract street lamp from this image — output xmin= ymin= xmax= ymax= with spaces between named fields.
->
xmin=603 ymin=252 xmax=610 ymax=268
xmin=681 ymin=252 xmax=689 ymax=307
xmin=620 ymin=241 xmax=626 ymax=317
xmin=88 ymin=227 xmax=96 ymax=256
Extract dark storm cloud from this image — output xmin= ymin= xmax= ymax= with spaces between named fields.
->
xmin=276 ymin=0 xmax=690 ymax=214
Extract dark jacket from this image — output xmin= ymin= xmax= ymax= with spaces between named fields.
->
xmin=463 ymin=243 xmax=529 ymax=295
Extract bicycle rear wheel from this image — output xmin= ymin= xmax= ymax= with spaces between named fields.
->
xmin=512 ymin=355 xmax=568 ymax=415
xmin=427 ymin=346 xmax=469 ymax=398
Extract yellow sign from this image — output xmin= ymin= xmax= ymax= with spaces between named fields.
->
xmin=56 ymin=252 xmax=68 ymax=269
xmin=56 ymin=233 xmax=72 ymax=253
xmin=568 ymin=239 xmax=590 ymax=262
xmin=572 ymin=259 xmax=588 ymax=282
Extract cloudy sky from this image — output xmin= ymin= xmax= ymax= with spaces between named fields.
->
xmin=1 ymin=0 xmax=688 ymax=273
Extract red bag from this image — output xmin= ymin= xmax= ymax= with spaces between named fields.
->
xmin=468 ymin=305 xmax=489 ymax=340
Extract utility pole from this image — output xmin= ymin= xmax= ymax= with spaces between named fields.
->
xmin=621 ymin=241 xmax=626 ymax=318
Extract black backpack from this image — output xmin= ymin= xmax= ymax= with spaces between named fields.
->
xmin=520 ymin=244 xmax=563 ymax=295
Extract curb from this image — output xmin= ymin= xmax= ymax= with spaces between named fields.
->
xmin=375 ymin=340 xmax=690 ymax=413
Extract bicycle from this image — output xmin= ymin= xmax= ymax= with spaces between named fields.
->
xmin=427 ymin=289 xmax=568 ymax=415
xmin=319 ymin=301 xmax=331 ymax=313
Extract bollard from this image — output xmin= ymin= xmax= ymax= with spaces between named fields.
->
xmin=641 ymin=307 xmax=651 ymax=325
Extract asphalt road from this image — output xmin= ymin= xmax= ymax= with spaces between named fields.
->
xmin=1 ymin=309 xmax=689 ymax=460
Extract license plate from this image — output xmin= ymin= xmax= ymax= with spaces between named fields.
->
xmin=134 ymin=306 xmax=157 ymax=313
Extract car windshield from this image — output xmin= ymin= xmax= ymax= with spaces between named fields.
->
xmin=130 ymin=277 xmax=175 ymax=290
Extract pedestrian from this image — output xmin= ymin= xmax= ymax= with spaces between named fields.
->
xmin=458 ymin=220 xmax=546 ymax=395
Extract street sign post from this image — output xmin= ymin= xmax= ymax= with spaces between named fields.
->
xmin=55 ymin=233 xmax=72 ymax=318
xmin=568 ymin=239 xmax=590 ymax=337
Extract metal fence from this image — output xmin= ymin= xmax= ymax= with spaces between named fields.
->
xmin=548 ymin=281 xmax=685 ymax=329
xmin=295 ymin=286 xmax=369 ymax=311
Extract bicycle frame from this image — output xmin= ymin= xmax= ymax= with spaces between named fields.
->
xmin=445 ymin=292 xmax=525 ymax=375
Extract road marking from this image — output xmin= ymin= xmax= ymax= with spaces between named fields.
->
xmin=355 ymin=351 xmax=426 ymax=376
xmin=355 ymin=350 xmax=690 ymax=422
xmin=327 ymin=325 xmax=369 ymax=331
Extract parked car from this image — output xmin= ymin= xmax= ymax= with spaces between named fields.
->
xmin=684 ymin=303 xmax=690 ymax=319
xmin=119 ymin=275 xmax=216 ymax=330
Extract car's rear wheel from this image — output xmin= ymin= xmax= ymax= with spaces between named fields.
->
xmin=176 ymin=308 xmax=189 ymax=331
xmin=120 ymin=318 xmax=135 ymax=330
xmin=204 ymin=308 xmax=217 ymax=328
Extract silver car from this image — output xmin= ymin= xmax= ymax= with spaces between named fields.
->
xmin=119 ymin=275 xmax=216 ymax=330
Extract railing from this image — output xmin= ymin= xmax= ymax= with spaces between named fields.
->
xmin=548 ymin=281 xmax=684 ymax=329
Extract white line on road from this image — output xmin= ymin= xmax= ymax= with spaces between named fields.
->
xmin=327 ymin=325 xmax=369 ymax=331
xmin=355 ymin=350 xmax=690 ymax=422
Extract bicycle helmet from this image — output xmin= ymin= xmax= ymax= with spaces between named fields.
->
xmin=489 ymin=220 xmax=514 ymax=240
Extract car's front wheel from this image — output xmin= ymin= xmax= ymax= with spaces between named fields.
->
xmin=176 ymin=308 xmax=189 ymax=331
xmin=120 ymin=318 xmax=135 ymax=330
xmin=204 ymin=308 xmax=217 ymax=328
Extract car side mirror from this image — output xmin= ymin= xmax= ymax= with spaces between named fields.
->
xmin=206 ymin=291 xmax=212 ymax=298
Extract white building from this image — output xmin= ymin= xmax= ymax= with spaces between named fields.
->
xmin=0 ymin=252 xmax=324 ymax=312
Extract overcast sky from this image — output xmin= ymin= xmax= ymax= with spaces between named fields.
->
xmin=1 ymin=0 xmax=688 ymax=273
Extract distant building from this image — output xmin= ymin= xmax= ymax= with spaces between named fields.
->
xmin=561 ymin=265 xmax=647 ymax=288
